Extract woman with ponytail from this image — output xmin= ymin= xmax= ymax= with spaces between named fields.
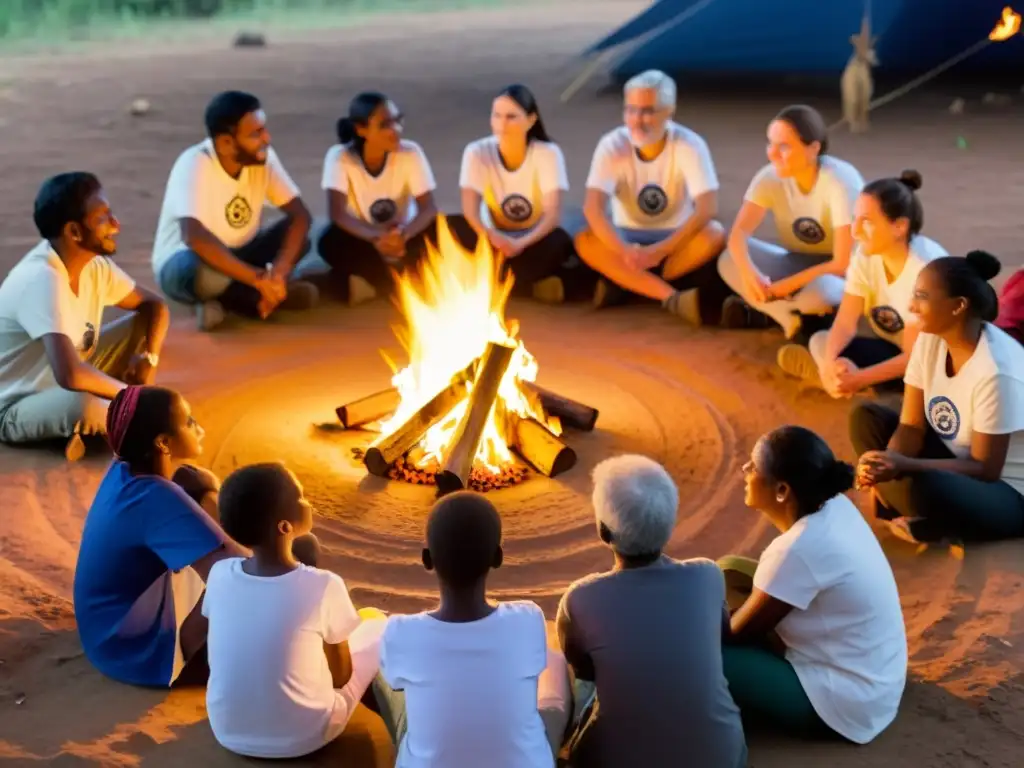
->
xmin=73 ymin=386 xmax=247 ymax=687
xmin=777 ymin=169 xmax=948 ymax=396
xmin=851 ymin=250 xmax=1024 ymax=544
xmin=719 ymin=426 xmax=906 ymax=744
xmin=317 ymin=92 xmax=439 ymax=305
xmin=449 ymin=84 xmax=590 ymax=303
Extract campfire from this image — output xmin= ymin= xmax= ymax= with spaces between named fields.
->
xmin=336 ymin=216 xmax=598 ymax=494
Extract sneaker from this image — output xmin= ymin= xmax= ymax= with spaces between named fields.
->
xmin=65 ymin=432 xmax=85 ymax=462
xmin=347 ymin=275 xmax=377 ymax=307
xmin=886 ymin=517 xmax=922 ymax=545
xmin=196 ymin=300 xmax=226 ymax=332
xmin=776 ymin=344 xmax=823 ymax=387
xmin=720 ymin=296 xmax=772 ymax=329
xmin=531 ymin=276 xmax=564 ymax=304
xmin=280 ymin=280 xmax=319 ymax=311
xmin=664 ymin=288 xmax=702 ymax=327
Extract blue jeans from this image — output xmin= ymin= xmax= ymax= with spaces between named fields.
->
xmin=371 ymin=673 xmax=407 ymax=746
xmin=158 ymin=249 xmax=204 ymax=305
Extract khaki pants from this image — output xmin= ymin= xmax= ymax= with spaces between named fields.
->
xmin=0 ymin=310 xmax=148 ymax=444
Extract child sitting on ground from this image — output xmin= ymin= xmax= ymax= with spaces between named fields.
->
xmin=201 ymin=462 xmax=387 ymax=759
xmin=378 ymin=490 xmax=571 ymax=767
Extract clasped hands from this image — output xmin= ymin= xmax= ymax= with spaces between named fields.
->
xmin=374 ymin=226 xmax=408 ymax=264
xmin=622 ymin=241 xmax=671 ymax=271
xmin=254 ymin=265 xmax=289 ymax=319
xmin=854 ymin=450 xmax=908 ymax=488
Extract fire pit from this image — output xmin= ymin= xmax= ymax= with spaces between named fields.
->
xmin=335 ymin=216 xmax=598 ymax=495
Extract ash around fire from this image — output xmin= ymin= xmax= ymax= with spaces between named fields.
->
xmin=350 ymin=448 xmax=530 ymax=492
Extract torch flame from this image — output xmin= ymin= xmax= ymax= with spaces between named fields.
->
xmin=989 ymin=6 xmax=1021 ymax=41
xmin=377 ymin=216 xmax=560 ymax=474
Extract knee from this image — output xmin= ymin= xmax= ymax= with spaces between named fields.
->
xmin=847 ymin=400 xmax=890 ymax=455
xmin=704 ymin=220 xmax=727 ymax=254
xmin=78 ymin=393 xmax=111 ymax=436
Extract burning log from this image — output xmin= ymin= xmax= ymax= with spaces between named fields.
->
xmin=336 ymin=388 xmax=401 ymax=429
xmin=510 ymin=414 xmax=577 ymax=478
xmin=363 ymin=370 xmax=475 ymax=477
xmin=436 ymin=342 xmax=516 ymax=495
xmin=520 ymin=381 xmax=599 ymax=432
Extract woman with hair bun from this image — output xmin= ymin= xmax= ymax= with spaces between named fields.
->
xmin=720 ymin=425 xmax=907 ymax=744
xmin=777 ymin=169 xmax=948 ymax=396
xmin=719 ymin=105 xmax=865 ymax=337
xmin=318 ymin=92 xmax=439 ymax=305
xmin=73 ymin=386 xmax=248 ymax=687
xmin=851 ymin=250 xmax=1024 ymax=544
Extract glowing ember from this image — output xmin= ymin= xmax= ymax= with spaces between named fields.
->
xmin=989 ymin=6 xmax=1021 ymax=40
xmin=376 ymin=216 xmax=561 ymax=476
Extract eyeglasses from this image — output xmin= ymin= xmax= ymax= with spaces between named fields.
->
xmin=623 ymin=105 xmax=663 ymax=118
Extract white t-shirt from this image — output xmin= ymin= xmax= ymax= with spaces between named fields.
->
xmin=380 ymin=601 xmax=553 ymax=768
xmin=151 ymin=140 xmax=300 ymax=294
xmin=844 ymin=235 xmax=948 ymax=345
xmin=905 ymin=324 xmax=1024 ymax=494
xmin=755 ymin=494 xmax=907 ymax=744
xmin=459 ymin=137 xmax=568 ymax=232
xmin=0 ymin=241 xmax=135 ymax=411
xmin=321 ymin=139 xmax=436 ymax=227
xmin=584 ymin=122 xmax=718 ymax=231
xmin=202 ymin=560 xmax=366 ymax=759
xmin=744 ymin=156 xmax=864 ymax=255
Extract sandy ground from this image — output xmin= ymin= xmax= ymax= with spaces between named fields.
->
xmin=2 ymin=2 xmax=1024 ymax=765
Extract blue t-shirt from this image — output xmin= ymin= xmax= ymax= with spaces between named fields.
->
xmin=73 ymin=461 xmax=226 ymax=686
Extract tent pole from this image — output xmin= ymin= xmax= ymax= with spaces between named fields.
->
xmin=561 ymin=51 xmax=617 ymax=103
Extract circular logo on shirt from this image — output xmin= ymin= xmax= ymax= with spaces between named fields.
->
xmin=500 ymin=194 xmax=533 ymax=224
xmin=637 ymin=184 xmax=668 ymax=217
xmin=369 ymin=198 xmax=398 ymax=224
xmin=792 ymin=217 xmax=826 ymax=245
xmin=225 ymin=195 xmax=253 ymax=229
xmin=871 ymin=305 xmax=905 ymax=335
xmin=80 ymin=322 xmax=97 ymax=356
xmin=928 ymin=395 xmax=961 ymax=440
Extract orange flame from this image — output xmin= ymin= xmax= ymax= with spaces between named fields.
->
xmin=989 ymin=6 xmax=1021 ymax=41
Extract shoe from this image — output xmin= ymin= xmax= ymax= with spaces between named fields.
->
xmin=196 ymin=300 xmax=226 ymax=332
xmin=65 ymin=432 xmax=85 ymax=462
xmin=720 ymin=296 xmax=773 ymax=329
xmin=280 ymin=280 xmax=319 ymax=311
xmin=347 ymin=275 xmax=377 ymax=307
xmin=592 ymin=279 xmax=628 ymax=309
xmin=886 ymin=518 xmax=921 ymax=545
xmin=776 ymin=344 xmax=823 ymax=387
xmin=664 ymin=288 xmax=702 ymax=327
xmin=531 ymin=276 xmax=564 ymax=304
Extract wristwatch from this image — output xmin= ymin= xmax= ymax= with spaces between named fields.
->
xmin=141 ymin=351 xmax=160 ymax=367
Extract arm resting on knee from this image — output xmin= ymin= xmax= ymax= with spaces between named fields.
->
xmin=272 ymin=197 xmax=313 ymax=276
xmin=582 ymin=189 xmax=627 ymax=255
xmin=117 ymin=286 xmax=170 ymax=363
xmin=727 ymin=589 xmax=793 ymax=656
xmin=725 ymin=201 xmax=767 ymax=277
xmin=770 ymin=225 xmax=854 ymax=298
xmin=656 ymin=190 xmax=717 ymax=256
xmin=43 ymin=334 xmax=125 ymax=401
xmin=401 ymin=192 xmax=438 ymax=241
xmin=512 ymin=190 xmax=562 ymax=251
xmin=324 ymin=640 xmax=354 ymax=689
xmin=181 ymin=218 xmax=264 ymax=286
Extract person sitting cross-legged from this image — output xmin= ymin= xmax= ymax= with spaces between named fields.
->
xmin=151 ymin=90 xmax=317 ymax=332
xmin=557 ymin=454 xmax=747 ymax=768
xmin=0 ymin=172 xmax=169 ymax=461
xmin=720 ymin=426 xmax=907 ymax=745
xmin=376 ymin=490 xmax=571 ymax=767
xmin=203 ymin=462 xmax=389 ymax=760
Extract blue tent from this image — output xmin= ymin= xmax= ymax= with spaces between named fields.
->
xmin=586 ymin=0 xmax=1024 ymax=78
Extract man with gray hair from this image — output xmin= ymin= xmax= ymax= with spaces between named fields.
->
xmin=574 ymin=70 xmax=732 ymax=327
xmin=556 ymin=454 xmax=747 ymax=767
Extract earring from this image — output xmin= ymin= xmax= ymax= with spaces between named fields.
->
xmin=776 ymin=494 xmax=785 ymax=503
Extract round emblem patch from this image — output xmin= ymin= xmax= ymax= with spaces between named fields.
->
xmin=792 ymin=217 xmax=826 ymax=245
xmin=225 ymin=195 xmax=253 ymax=229
xmin=871 ymin=305 xmax=905 ymax=335
xmin=369 ymin=198 xmax=398 ymax=224
xmin=501 ymin=194 xmax=533 ymax=224
xmin=637 ymin=184 xmax=668 ymax=217
xmin=928 ymin=395 xmax=961 ymax=440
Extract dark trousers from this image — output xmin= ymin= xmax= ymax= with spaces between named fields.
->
xmin=444 ymin=214 xmax=596 ymax=301
xmin=849 ymin=400 xmax=1024 ymax=542
xmin=317 ymin=220 xmax=436 ymax=302
xmin=837 ymin=335 xmax=905 ymax=392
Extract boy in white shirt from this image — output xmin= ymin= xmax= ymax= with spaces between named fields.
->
xmin=0 ymin=172 xmax=169 ymax=461
xmin=152 ymin=91 xmax=317 ymax=332
xmin=203 ymin=462 xmax=388 ymax=759
xmin=379 ymin=491 xmax=571 ymax=767
xmin=575 ymin=70 xmax=729 ymax=327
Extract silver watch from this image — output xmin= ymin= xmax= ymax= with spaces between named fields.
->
xmin=141 ymin=352 xmax=160 ymax=367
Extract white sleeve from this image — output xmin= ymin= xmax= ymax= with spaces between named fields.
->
xmin=828 ymin=164 xmax=864 ymax=228
xmin=539 ymin=143 xmax=569 ymax=195
xmin=407 ymin=143 xmax=437 ymax=198
xmin=742 ymin=165 xmax=775 ymax=209
xmin=320 ymin=145 xmax=346 ymax=192
xmin=973 ymin=373 xmax=1024 ymax=435
xmin=14 ymin=268 xmax=80 ymax=341
xmin=265 ymin=148 xmax=301 ymax=208
xmin=680 ymin=134 xmax=719 ymax=198
xmin=320 ymin=572 xmax=362 ymax=644
xmin=843 ymin=250 xmax=871 ymax=299
xmin=458 ymin=142 xmax=484 ymax=193
xmin=164 ymin=152 xmax=211 ymax=223
xmin=752 ymin=536 xmax=821 ymax=611
xmin=904 ymin=333 xmax=932 ymax=390
xmin=584 ymin=137 xmax=618 ymax=195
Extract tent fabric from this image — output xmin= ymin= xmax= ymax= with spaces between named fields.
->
xmin=590 ymin=0 xmax=1024 ymax=77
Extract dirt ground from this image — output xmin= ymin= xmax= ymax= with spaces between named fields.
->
xmin=1 ymin=2 xmax=1024 ymax=765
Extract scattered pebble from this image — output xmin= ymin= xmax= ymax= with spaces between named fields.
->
xmin=233 ymin=32 xmax=267 ymax=48
xmin=982 ymin=92 xmax=1011 ymax=106
xmin=128 ymin=98 xmax=151 ymax=117
xmin=15 ymin=693 xmax=26 ymax=705
xmin=948 ymin=98 xmax=965 ymax=115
